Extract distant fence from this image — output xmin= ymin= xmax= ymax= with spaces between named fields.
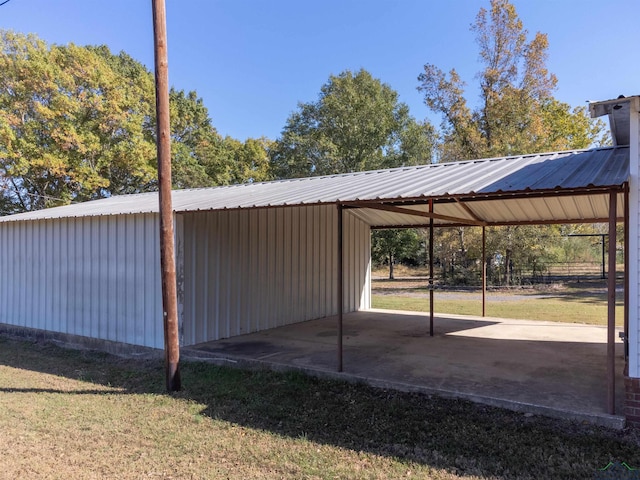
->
xmin=435 ymin=261 xmax=624 ymax=286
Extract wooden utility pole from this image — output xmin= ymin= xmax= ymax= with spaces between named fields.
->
xmin=152 ymin=0 xmax=181 ymax=391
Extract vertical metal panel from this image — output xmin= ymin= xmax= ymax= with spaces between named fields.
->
xmin=345 ymin=213 xmax=352 ymax=310
xmin=181 ymin=205 xmax=371 ymax=345
xmin=297 ymin=206 xmax=307 ymax=325
xmin=258 ymin=209 xmax=268 ymax=331
xmin=283 ymin=207 xmax=292 ymax=326
xmin=182 ymin=213 xmax=196 ymax=345
xmin=631 ymin=100 xmax=640 ymax=378
xmin=276 ymin=207 xmax=285 ymax=326
xmin=233 ymin=209 xmax=243 ymax=335
xmin=363 ymin=223 xmax=371 ymax=309
xmin=251 ymin=208 xmax=261 ymax=332
xmin=217 ymin=211 xmax=227 ymax=338
xmin=114 ymin=217 xmax=125 ymax=342
xmin=83 ymin=216 xmax=93 ymax=338
xmin=290 ymin=207 xmax=301 ymax=323
xmin=312 ymin=206 xmax=319 ymax=318
xmin=238 ymin=209 xmax=250 ymax=334
xmin=0 ymin=214 xmax=163 ymax=348
xmin=106 ymin=216 xmax=117 ymax=342
xmin=174 ymin=214 xmax=185 ymax=346
xmin=340 ymin=211 xmax=370 ymax=312
xmin=61 ymin=219 xmax=70 ymax=334
xmin=2 ymin=224 xmax=10 ymax=326
xmin=225 ymin=209 xmax=237 ymax=337
xmin=305 ymin=207 xmax=314 ymax=319
xmin=209 ymin=211 xmax=219 ymax=339
xmin=267 ymin=208 xmax=277 ymax=327
xmin=318 ymin=206 xmax=326 ymax=317
xmin=26 ymin=221 xmax=35 ymax=328
xmin=329 ymin=206 xmax=337 ymax=314
xmin=90 ymin=217 xmax=99 ymax=339
xmin=18 ymin=222 xmax=25 ymax=327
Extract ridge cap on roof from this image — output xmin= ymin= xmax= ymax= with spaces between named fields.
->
xmin=171 ymin=145 xmax=624 ymax=194
xmin=439 ymin=146 xmax=620 ymax=166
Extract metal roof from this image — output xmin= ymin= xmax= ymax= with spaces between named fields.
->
xmin=0 ymin=146 xmax=628 ymax=227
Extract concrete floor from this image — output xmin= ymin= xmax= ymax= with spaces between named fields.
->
xmin=184 ymin=309 xmax=626 ymax=429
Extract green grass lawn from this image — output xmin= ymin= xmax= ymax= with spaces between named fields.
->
xmin=0 ymin=336 xmax=638 ymax=479
xmin=372 ymin=286 xmax=624 ymax=326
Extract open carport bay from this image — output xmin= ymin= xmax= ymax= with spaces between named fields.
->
xmin=184 ymin=309 xmax=626 ymax=429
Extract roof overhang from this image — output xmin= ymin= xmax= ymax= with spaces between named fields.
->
xmin=0 ymin=146 xmax=629 ymax=228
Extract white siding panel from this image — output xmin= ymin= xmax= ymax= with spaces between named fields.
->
xmin=630 ymin=100 xmax=640 ymax=378
xmin=0 ymin=214 xmax=163 ymax=348
xmin=182 ymin=205 xmax=371 ymax=345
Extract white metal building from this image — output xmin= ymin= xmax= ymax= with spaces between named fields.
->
xmin=0 ymin=95 xmax=638 ymax=424
xmin=0 ymin=203 xmax=370 ymax=350
xmin=0 ymin=147 xmax=627 ymax=347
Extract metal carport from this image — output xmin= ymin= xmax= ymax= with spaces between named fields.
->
xmin=325 ymin=146 xmax=628 ymax=415
xmin=0 ymin=145 xmax=629 ymax=415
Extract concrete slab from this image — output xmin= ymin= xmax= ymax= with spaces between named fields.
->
xmin=183 ymin=309 xmax=626 ymax=429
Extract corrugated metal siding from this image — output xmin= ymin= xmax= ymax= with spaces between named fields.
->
xmin=0 ymin=214 xmax=163 ymax=348
xmin=631 ymin=104 xmax=640 ymax=378
xmin=181 ymin=206 xmax=370 ymax=345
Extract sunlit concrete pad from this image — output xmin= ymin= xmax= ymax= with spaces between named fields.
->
xmin=183 ymin=309 xmax=626 ymax=429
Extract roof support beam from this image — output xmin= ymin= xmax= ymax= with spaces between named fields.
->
xmin=454 ymin=198 xmax=486 ymax=224
xmin=337 ymin=204 xmax=344 ymax=373
xmin=482 ymin=226 xmax=486 ymax=317
xmin=370 ymin=215 xmax=625 ymax=229
xmin=345 ymin=202 xmax=486 ymax=226
xmin=607 ymin=190 xmax=617 ymax=415
xmin=429 ymin=199 xmax=434 ymax=337
xmin=447 ymin=186 xmax=627 ymax=205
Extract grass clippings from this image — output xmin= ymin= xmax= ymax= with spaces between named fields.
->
xmin=0 ymin=336 xmax=638 ymax=479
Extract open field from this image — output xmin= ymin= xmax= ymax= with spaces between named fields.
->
xmin=0 ymin=336 xmax=638 ymax=479
xmin=371 ymin=274 xmax=625 ymax=326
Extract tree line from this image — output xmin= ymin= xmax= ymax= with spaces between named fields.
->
xmin=0 ymin=0 xmax=613 ymax=285
xmin=0 ymin=31 xmax=272 ymax=213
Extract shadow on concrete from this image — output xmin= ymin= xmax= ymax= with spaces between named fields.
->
xmin=186 ymin=310 xmax=626 ymax=429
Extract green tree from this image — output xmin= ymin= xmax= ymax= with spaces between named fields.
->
xmin=371 ymin=229 xmax=423 ymax=280
xmin=270 ymin=68 xmax=435 ymax=178
xmin=222 ymin=136 xmax=273 ymax=184
xmin=417 ymin=0 xmax=608 ymax=285
xmin=167 ymin=89 xmax=222 ymax=189
xmin=0 ymin=31 xmax=158 ymax=212
xmin=0 ymin=31 xmax=263 ymax=214
xmin=418 ymin=0 xmax=607 ymax=162
xmin=271 ymin=68 xmax=433 ymax=276
xmin=484 ymin=225 xmax=561 ymax=285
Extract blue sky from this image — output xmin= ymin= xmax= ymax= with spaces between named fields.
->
xmin=1 ymin=0 xmax=638 ymax=141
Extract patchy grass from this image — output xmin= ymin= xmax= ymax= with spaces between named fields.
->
xmin=372 ymin=279 xmax=624 ymax=326
xmin=372 ymin=293 xmax=624 ymax=326
xmin=0 ymin=336 xmax=638 ymax=479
